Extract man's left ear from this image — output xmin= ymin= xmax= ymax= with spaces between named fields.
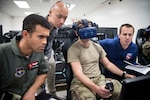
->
xmin=22 ymin=30 xmax=29 ymax=38
xmin=118 ymin=34 xmax=121 ymax=39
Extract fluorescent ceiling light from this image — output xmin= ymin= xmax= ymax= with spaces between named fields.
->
xmin=24 ymin=12 xmax=34 ymax=15
xmin=14 ymin=1 xmax=30 ymax=8
xmin=68 ymin=4 xmax=75 ymax=11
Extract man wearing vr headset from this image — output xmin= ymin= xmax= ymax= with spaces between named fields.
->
xmin=142 ymin=26 xmax=150 ymax=63
xmin=67 ymin=19 xmax=130 ymax=100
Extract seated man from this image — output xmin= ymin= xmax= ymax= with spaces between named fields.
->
xmin=0 ymin=14 xmax=50 ymax=100
xmin=99 ymin=23 xmax=138 ymax=82
xmin=142 ymin=26 xmax=150 ymax=63
xmin=67 ymin=19 xmax=135 ymax=100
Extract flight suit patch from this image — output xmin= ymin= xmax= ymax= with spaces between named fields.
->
xmin=15 ymin=67 xmax=25 ymax=78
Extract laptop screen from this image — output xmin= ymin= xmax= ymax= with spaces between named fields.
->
xmin=119 ymin=75 xmax=150 ymax=100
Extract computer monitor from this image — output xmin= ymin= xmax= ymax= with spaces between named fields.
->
xmin=119 ymin=75 xmax=150 ymax=100
xmin=0 ymin=25 xmax=3 ymax=43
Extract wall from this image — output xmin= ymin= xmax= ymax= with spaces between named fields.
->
xmin=0 ymin=13 xmax=24 ymax=34
xmin=0 ymin=0 xmax=150 ymax=43
xmin=11 ymin=17 xmax=24 ymax=32
xmin=0 ymin=13 xmax=12 ymax=34
xmin=72 ymin=0 xmax=150 ymax=42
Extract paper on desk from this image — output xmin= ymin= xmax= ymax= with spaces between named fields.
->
xmin=125 ymin=65 xmax=150 ymax=75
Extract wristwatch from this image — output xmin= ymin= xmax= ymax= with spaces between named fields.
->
xmin=122 ymin=71 xmax=127 ymax=78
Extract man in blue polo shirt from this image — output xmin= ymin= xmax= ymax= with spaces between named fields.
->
xmin=99 ymin=23 xmax=137 ymax=82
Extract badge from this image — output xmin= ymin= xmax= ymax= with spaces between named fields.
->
xmin=126 ymin=53 xmax=132 ymax=60
xmin=28 ymin=61 xmax=39 ymax=70
xmin=15 ymin=67 xmax=25 ymax=78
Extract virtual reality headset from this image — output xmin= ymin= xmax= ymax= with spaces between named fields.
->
xmin=78 ymin=27 xmax=97 ymax=39
xmin=72 ymin=19 xmax=98 ymax=39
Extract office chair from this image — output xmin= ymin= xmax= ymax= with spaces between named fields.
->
xmin=135 ymin=28 xmax=149 ymax=65
xmin=61 ymin=28 xmax=112 ymax=100
xmin=36 ymin=90 xmax=52 ymax=100
xmin=61 ymin=28 xmax=77 ymax=100
xmin=3 ymin=31 xmax=20 ymax=43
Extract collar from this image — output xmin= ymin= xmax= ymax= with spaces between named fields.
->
xmin=11 ymin=36 xmax=23 ymax=56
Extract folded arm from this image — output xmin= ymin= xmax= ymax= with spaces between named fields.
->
xmin=22 ymin=74 xmax=47 ymax=100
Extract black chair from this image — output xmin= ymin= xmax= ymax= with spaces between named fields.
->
xmin=36 ymin=90 xmax=52 ymax=100
xmin=3 ymin=31 xmax=20 ymax=43
xmin=55 ymin=61 xmax=68 ymax=85
xmin=62 ymin=29 xmax=111 ymax=100
xmin=35 ymin=85 xmax=52 ymax=100
xmin=61 ymin=28 xmax=77 ymax=100
xmin=136 ymin=28 xmax=149 ymax=65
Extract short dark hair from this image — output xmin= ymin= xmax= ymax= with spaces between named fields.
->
xmin=72 ymin=19 xmax=98 ymax=32
xmin=119 ymin=23 xmax=134 ymax=34
xmin=23 ymin=14 xmax=51 ymax=33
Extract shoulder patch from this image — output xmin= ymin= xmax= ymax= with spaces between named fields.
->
xmin=15 ymin=67 xmax=25 ymax=78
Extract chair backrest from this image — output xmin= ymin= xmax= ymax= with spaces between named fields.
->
xmin=3 ymin=31 xmax=20 ymax=43
xmin=61 ymin=26 xmax=115 ymax=99
xmin=62 ymin=28 xmax=77 ymax=63
xmin=135 ymin=28 xmax=149 ymax=65
xmin=61 ymin=28 xmax=77 ymax=100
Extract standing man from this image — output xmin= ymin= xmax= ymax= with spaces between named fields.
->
xmin=44 ymin=1 xmax=68 ymax=99
xmin=0 ymin=14 xmax=51 ymax=100
xmin=99 ymin=23 xmax=137 ymax=81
